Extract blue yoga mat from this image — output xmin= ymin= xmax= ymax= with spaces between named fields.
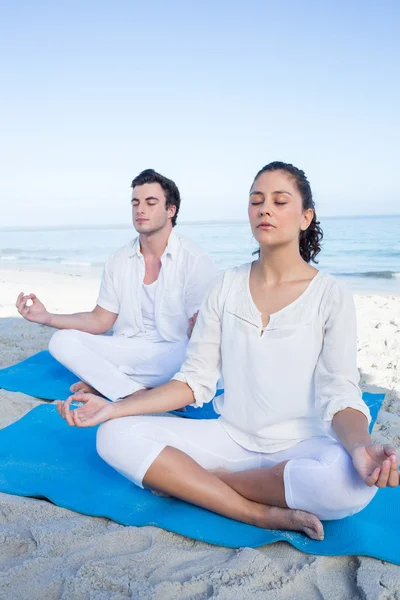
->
xmin=0 ymin=353 xmax=399 ymax=563
xmin=0 ymin=350 xmax=219 ymax=419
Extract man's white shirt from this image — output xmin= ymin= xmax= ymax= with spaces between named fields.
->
xmin=97 ymin=230 xmax=216 ymax=342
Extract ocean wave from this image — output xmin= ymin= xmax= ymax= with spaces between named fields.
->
xmin=338 ymin=271 xmax=400 ymax=279
xmin=60 ymin=260 xmax=93 ymax=267
xmin=0 ymin=254 xmax=103 ymax=268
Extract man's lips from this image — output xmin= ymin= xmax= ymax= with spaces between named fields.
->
xmin=136 ymin=218 xmax=149 ymax=223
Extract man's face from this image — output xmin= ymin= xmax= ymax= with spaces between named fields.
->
xmin=131 ymin=183 xmax=176 ymax=235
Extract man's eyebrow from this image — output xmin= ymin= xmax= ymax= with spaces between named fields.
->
xmin=249 ymin=191 xmax=264 ymax=197
xmin=131 ymin=196 xmax=160 ymax=202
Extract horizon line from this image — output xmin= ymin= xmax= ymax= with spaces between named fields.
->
xmin=1 ymin=213 xmax=399 ymax=232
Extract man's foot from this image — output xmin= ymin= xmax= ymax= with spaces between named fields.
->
xmin=70 ymin=381 xmax=101 ymax=395
xmin=258 ymin=505 xmax=324 ymax=541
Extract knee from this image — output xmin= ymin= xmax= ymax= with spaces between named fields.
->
xmin=96 ymin=419 xmax=121 ymax=466
xmin=287 ymin=444 xmax=378 ymax=521
xmin=313 ymin=447 xmax=377 ymax=520
xmin=48 ymin=329 xmax=80 ymax=363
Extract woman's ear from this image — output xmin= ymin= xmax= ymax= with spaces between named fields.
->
xmin=301 ymin=208 xmax=314 ymax=231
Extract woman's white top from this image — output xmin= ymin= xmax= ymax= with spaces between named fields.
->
xmin=172 ymin=263 xmax=370 ymax=453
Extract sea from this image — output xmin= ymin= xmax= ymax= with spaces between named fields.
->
xmin=1 ymin=215 xmax=399 ymax=294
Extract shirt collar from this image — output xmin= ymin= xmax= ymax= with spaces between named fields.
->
xmin=128 ymin=230 xmax=180 ymax=260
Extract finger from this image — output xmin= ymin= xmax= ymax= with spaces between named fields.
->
xmin=71 ymin=408 xmax=83 ymax=428
xmin=16 ymin=296 xmax=26 ymax=312
xmin=17 ymin=296 xmax=30 ymax=314
xmin=69 ymin=392 xmax=91 ymax=404
xmin=365 ymin=467 xmax=381 ymax=486
xmin=15 ymin=292 xmax=24 ymax=307
xmin=56 ymin=401 xmax=63 ymax=417
xmin=384 ymin=445 xmax=397 ymax=458
xmin=375 ymin=459 xmax=391 ymax=488
xmin=63 ymin=398 xmax=75 ymax=427
xmin=388 ymin=455 xmax=399 ymax=487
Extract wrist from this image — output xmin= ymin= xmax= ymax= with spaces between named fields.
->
xmin=111 ymin=391 xmax=145 ymax=419
xmin=42 ymin=312 xmax=53 ymax=326
xmin=349 ymin=440 xmax=373 ymax=457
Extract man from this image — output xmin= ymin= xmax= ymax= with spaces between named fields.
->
xmin=16 ymin=169 xmax=216 ymax=401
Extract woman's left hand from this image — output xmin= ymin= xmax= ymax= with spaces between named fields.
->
xmin=351 ymin=443 xmax=399 ymax=487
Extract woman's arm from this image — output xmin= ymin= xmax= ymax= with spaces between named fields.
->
xmin=58 ymin=380 xmax=193 ymax=427
xmin=58 ymin=273 xmax=227 ymax=427
xmin=333 ymin=408 xmax=399 ymax=488
xmin=314 ymin=281 xmax=371 ymax=425
xmin=315 ymin=280 xmax=398 ymax=489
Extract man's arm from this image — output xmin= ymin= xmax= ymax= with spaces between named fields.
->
xmin=16 ymin=293 xmax=117 ymax=334
xmin=184 ymin=254 xmax=216 ymax=319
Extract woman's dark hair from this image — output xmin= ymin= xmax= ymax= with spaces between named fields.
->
xmin=131 ymin=169 xmax=181 ymax=227
xmin=252 ymin=161 xmax=323 ymax=263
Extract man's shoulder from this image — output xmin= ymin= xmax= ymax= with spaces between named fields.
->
xmin=106 ymin=238 xmax=137 ymax=265
xmin=176 ymin=234 xmax=211 ymax=260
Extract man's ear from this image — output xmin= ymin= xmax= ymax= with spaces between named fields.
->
xmin=168 ymin=204 xmax=177 ymax=219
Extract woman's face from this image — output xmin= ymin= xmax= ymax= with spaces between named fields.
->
xmin=248 ymin=170 xmax=313 ymax=252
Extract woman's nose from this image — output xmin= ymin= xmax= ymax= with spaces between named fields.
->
xmin=259 ymin=204 xmax=272 ymax=216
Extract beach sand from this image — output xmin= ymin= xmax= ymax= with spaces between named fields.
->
xmin=0 ymin=265 xmax=399 ymax=599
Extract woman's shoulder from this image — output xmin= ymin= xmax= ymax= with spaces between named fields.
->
xmin=315 ymin=272 xmax=355 ymax=316
xmin=206 ymin=263 xmax=251 ymax=304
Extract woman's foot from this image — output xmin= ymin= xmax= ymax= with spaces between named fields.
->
xmin=208 ymin=467 xmax=229 ymax=476
xmin=258 ymin=505 xmax=324 ymax=541
xmin=70 ymin=381 xmax=101 ymax=395
xmin=150 ymin=489 xmax=171 ymax=498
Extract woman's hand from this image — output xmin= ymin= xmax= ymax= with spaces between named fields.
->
xmin=56 ymin=393 xmax=116 ymax=428
xmin=351 ymin=443 xmax=399 ymax=488
xmin=187 ymin=311 xmax=199 ymax=339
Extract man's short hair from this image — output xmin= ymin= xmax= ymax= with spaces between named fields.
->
xmin=131 ymin=169 xmax=181 ymax=227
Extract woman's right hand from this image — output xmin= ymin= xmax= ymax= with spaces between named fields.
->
xmin=56 ymin=393 xmax=116 ymax=428
xmin=16 ymin=292 xmax=51 ymax=325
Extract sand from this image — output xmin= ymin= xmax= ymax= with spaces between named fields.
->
xmin=0 ymin=265 xmax=399 ymax=599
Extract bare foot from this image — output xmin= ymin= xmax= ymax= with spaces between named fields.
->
xmin=150 ymin=489 xmax=171 ymax=498
xmin=70 ymin=381 xmax=101 ymax=395
xmin=208 ymin=467 xmax=229 ymax=476
xmin=259 ymin=506 xmax=324 ymax=541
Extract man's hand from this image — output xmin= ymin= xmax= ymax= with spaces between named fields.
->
xmin=16 ymin=292 xmax=51 ymax=325
xmin=187 ymin=311 xmax=199 ymax=339
xmin=56 ymin=393 xmax=116 ymax=428
xmin=351 ymin=443 xmax=399 ymax=488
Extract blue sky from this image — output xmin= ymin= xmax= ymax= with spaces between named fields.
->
xmin=1 ymin=0 xmax=399 ymax=227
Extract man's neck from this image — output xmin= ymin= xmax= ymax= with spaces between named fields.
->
xmin=139 ymin=226 xmax=173 ymax=259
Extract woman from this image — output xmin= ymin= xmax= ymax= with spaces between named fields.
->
xmin=58 ymin=162 xmax=399 ymax=540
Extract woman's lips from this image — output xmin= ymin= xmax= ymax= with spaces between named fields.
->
xmin=257 ymin=223 xmax=275 ymax=229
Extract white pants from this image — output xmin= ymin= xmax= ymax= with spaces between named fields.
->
xmin=48 ymin=330 xmax=188 ymax=401
xmin=97 ymin=416 xmax=378 ymax=521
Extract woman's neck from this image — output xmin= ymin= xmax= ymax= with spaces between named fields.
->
xmin=256 ymin=244 xmax=314 ymax=284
